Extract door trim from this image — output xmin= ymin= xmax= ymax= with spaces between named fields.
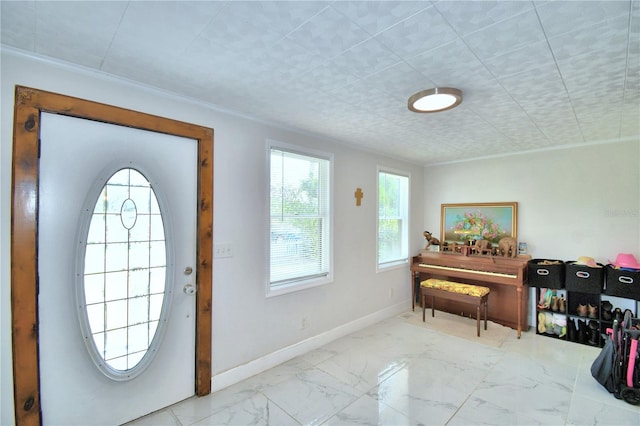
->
xmin=10 ymin=86 xmax=214 ymax=426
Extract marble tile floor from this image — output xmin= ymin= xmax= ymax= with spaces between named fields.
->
xmin=129 ymin=310 xmax=640 ymax=426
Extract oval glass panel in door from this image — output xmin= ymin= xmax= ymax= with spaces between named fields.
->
xmin=80 ymin=168 xmax=169 ymax=381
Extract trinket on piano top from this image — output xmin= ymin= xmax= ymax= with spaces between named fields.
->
xmin=475 ymin=239 xmax=493 ymax=255
xmin=423 ymin=231 xmax=440 ymax=249
xmin=498 ymin=237 xmax=518 ymax=258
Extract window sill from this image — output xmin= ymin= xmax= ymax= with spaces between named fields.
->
xmin=266 ymin=276 xmax=333 ymax=298
xmin=377 ymin=259 xmax=408 ymax=273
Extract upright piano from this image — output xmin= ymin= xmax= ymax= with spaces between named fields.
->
xmin=411 ymin=251 xmax=530 ymax=337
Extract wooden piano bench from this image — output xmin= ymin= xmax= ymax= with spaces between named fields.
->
xmin=420 ymin=278 xmax=490 ymax=337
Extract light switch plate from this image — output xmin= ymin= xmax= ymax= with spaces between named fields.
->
xmin=214 ymin=243 xmax=233 ymax=258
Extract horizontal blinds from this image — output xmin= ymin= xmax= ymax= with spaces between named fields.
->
xmin=270 ymin=148 xmax=330 ymax=285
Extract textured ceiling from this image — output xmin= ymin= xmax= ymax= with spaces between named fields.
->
xmin=2 ymin=0 xmax=639 ymax=165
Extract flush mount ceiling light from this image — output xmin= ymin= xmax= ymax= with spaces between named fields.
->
xmin=408 ymin=87 xmax=463 ymax=113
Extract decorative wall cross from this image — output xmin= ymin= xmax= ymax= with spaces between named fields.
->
xmin=354 ymin=187 xmax=364 ymax=206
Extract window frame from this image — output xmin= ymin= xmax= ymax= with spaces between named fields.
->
xmin=266 ymin=139 xmax=334 ymax=297
xmin=377 ymin=166 xmax=410 ymax=271
xmin=76 ymin=166 xmax=173 ymax=381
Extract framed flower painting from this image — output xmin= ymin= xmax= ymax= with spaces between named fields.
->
xmin=440 ymin=202 xmax=517 ymax=245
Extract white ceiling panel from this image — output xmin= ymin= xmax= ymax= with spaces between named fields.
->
xmin=482 ymin=40 xmax=555 ymax=79
xmin=285 ymin=6 xmax=371 ymax=59
xmin=35 ymin=1 xmax=126 ymax=68
xmin=434 ymin=0 xmax=534 ymax=36
xmin=374 ymin=6 xmax=459 ymax=59
xmin=0 ymin=1 xmax=36 ymax=50
xmin=331 ymin=1 xmax=430 ymax=36
xmin=536 ymin=0 xmax=631 ymax=38
xmin=329 ymin=37 xmax=401 ymax=79
xmin=462 ymin=10 xmax=546 ymax=59
xmin=1 ymin=0 xmax=637 ymax=165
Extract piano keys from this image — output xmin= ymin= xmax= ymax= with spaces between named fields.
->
xmin=417 ymin=263 xmax=517 ymax=279
xmin=411 ymin=251 xmax=530 ymax=337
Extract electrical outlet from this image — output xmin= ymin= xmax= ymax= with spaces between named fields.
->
xmin=301 ymin=317 xmax=309 ymax=330
xmin=214 ymin=243 xmax=233 ymax=258
xmin=389 ymin=288 xmax=394 ymax=298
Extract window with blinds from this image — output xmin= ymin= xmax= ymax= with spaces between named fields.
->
xmin=269 ymin=144 xmax=332 ymax=295
xmin=378 ymin=169 xmax=409 ymax=268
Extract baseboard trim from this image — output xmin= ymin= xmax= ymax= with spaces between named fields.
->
xmin=211 ymin=300 xmax=409 ymax=392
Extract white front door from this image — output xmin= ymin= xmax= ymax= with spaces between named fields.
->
xmin=38 ymin=112 xmax=198 ymax=425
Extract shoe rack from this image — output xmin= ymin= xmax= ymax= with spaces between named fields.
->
xmin=531 ymin=260 xmax=640 ymax=347
xmin=535 ymin=288 xmax=637 ymax=347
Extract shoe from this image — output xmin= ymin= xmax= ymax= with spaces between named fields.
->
xmin=588 ymin=321 xmax=599 ymax=345
xmin=545 ymin=313 xmax=554 ymax=332
xmin=588 ymin=304 xmax=598 ymax=319
xmin=577 ymin=304 xmax=588 ymax=317
xmin=553 ymin=314 xmax=567 ymax=338
xmin=537 ymin=289 xmax=553 ymax=310
xmin=567 ymin=319 xmax=577 ymax=342
xmin=614 ymin=307 xmax=623 ymax=323
xmin=578 ymin=320 xmax=587 ymax=344
xmin=538 ymin=312 xmax=547 ymax=333
xmin=558 ymin=296 xmax=566 ymax=313
xmin=551 ymin=296 xmax=559 ymax=311
xmin=601 ymin=301 xmax=613 ymax=321
xmin=558 ymin=324 xmax=567 ymax=338
xmin=538 ymin=288 xmax=548 ymax=307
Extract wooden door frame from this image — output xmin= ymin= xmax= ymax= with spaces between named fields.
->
xmin=10 ymin=86 xmax=213 ymax=426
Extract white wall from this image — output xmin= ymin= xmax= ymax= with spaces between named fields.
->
xmin=423 ymin=141 xmax=640 ymax=324
xmin=0 ymin=49 xmax=425 ymax=424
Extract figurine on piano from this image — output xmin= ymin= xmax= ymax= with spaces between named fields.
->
xmin=498 ymin=237 xmax=518 ymax=258
xmin=423 ymin=231 xmax=440 ymax=249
